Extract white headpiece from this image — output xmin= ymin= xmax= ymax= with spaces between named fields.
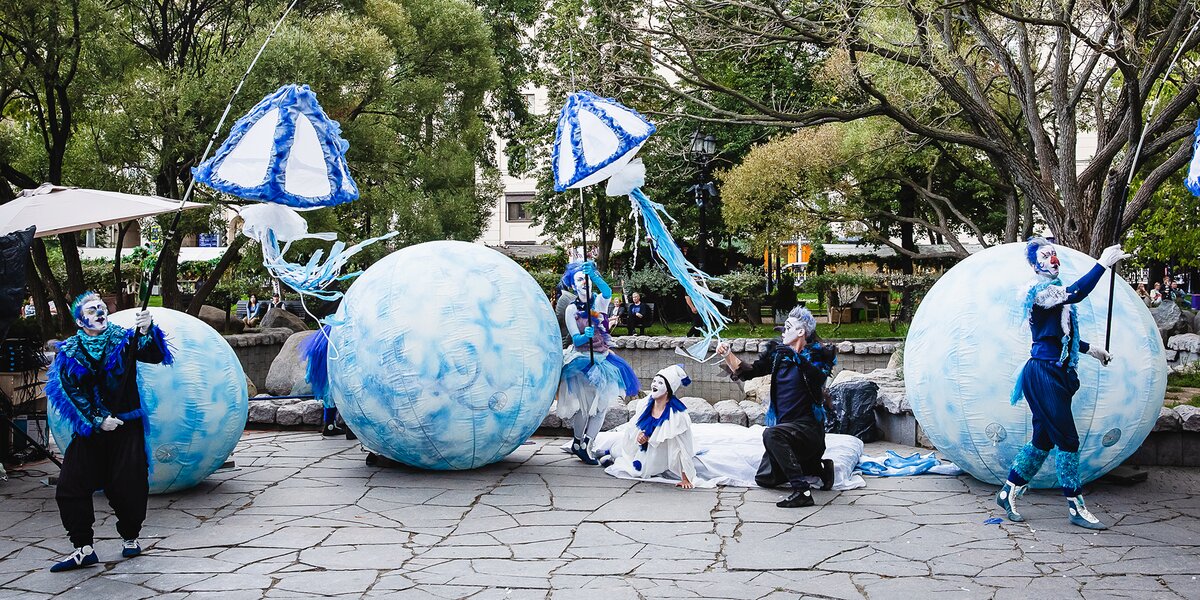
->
xmin=655 ymin=364 xmax=690 ymax=395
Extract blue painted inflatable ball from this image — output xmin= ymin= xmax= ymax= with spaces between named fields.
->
xmin=327 ymin=240 xmax=562 ymax=470
xmin=49 ymin=308 xmax=248 ymax=494
xmin=904 ymin=243 xmax=1167 ymax=487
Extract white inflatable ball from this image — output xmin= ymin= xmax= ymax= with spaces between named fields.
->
xmin=327 ymin=240 xmax=562 ymax=470
xmin=904 ymin=243 xmax=1167 ymax=488
xmin=49 ymin=308 xmax=248 ymax=494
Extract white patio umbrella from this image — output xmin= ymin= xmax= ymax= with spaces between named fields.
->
xmin=0 ymin=183 xmax=206 ymax=237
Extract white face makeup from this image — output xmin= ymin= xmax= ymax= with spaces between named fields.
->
xmin=649 ymin=375 xmax=669 ymax=400
xmin=76 ymin=298 xmax=109 ymax=334
xmin=572 ymin=270 xmax=589 ymax=294
xmin=1035 ymin=245 xmax=1059 ymax=277
xmin=781 ymin=317 xmax=805 ymax=346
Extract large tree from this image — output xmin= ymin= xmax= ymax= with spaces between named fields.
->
xmin=635 ymin=0 xmax=1200 ymax=254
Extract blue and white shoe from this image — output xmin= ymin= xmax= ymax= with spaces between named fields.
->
xmin=571 ymin=438 xmax=598 ymax=465
xmin=50 ymin=545 xmax=98 ymax=572
xmin=121 ymin=539 xmax=142 ymax=558
xmin=996 ymin=480 xmax=1028 ymax=522
xmin=1067 ymin=496 xmax=1107 ymax=530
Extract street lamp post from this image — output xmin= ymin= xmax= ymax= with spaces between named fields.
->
xmin=689 ymin=130 xmax=717 ymax=272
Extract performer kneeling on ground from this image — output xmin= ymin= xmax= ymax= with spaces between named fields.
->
xmin=997 ymin=239 xmax=1129 ymax=531
xmin=717 ymin=306 xmax=835 ymax=508
xmin=556 ymin=261 xmax=640 ymax=464
xmin=46 ymin=293 xmax=173 ymax=572
xmin=604 ymin=365 xmax=697 ymax=489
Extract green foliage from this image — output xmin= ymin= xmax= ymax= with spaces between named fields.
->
xmin=1126 ymin=188 xmax=1200 ymax=270
xmin=622 ymin=265 xmax=682 ymax=302
xmin=713 ymin=266 xmax=767 ymax=304
xmin=529 ymin=270 xmax=561 ymax=299
xmin=1169 ymin=366 xmax=1200 ymax=389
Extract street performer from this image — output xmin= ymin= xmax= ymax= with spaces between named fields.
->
xmin=45 ymin=292 xmax=172 ymax=572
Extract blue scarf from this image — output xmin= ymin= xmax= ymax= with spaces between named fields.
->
xmin=635 ymin=396 xmax=687 ymax=448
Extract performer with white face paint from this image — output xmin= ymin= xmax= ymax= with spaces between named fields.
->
xmin=45 ymin=292 xmax=172 ymax=572
xmin=556 ymin=261 xmax=640 ymax=464
xmin=718 ymin=306 xmax=836 ymax=508
xmin=996 ymin=238 xmax=1129 ymax=530
xmin=604 ymin=365 xmax=698 ymax=488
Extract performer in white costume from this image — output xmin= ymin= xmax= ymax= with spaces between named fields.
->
xmin=605 ymin=365 xmax=698 ymax=489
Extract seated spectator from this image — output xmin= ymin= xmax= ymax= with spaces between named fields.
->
xmin=608 ymin=296 xmax=626 ymax=329
xmin=242 ymin=293 xmax=268 ymax=327
xmin=22 ymin=295 xmax=36 ymax=318
xmin=268 ymin=293 xmax=284 ymax=311
xmin=1149 ymin=283 xmax=1163 ymax=308
xmin=1135 ymin=283 xmax=1149 ymax=307
xmin=625 ymin=292 xmax=651 ymax=335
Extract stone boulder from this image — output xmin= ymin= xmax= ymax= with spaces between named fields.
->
xmin=198 ymin=304 xmax=242 ymax=334
xmin=264 ymin=330 xmax=318 ymax=395
xmin=1168 ymin=333 xmax=1200 ymax=355
xmin=714 ymin=399 xmax=748 ymax=426
xmin=1182 ymin=309 xmax=1196 ymax=334
xmin=248 ymin=400 xmax=277 ymax=424
xmin=743 ymin=375 xmax=771 ymax=402
xmin=259 ymin=307 xmax=309 ymax=333
xmin=1176 ymin=405 xmax=1200 ymax=433
xmin=602 ymin=400 xmax=631 ymax=431
xmin=1151 ymin=302 xmax=1184 ymax=343
xmin=246 ymin=375 xmax=258 ymax=399
xmin=1193 ymin=311 xmax=1200 ymax=337
xmin=298 ymin=399 xmax=324 ymax=425
xmin=275 ymin=402 xmax=305 ymax=426
xmin=1154 ymin=407 xmax=1182 ymax=432
xmin=832 ymin=370 xmax=866 ymax=386
xmin=827 ymin=379 xmax=880 ymax=442
xmin=679 ymin=396 xmax=718 ymax=423
xmin=739 ymin=400 xmax=766 ymax=426
xmin=540 ymin=404 xmax=562 ymax=429
xmin=886 ymin=343 xmax=904 ymax=371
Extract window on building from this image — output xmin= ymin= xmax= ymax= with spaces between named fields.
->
xmin=523 ymin=93 xmax=536 ymax=115
xmin=506 ymin=193 xmax=534 ymax=222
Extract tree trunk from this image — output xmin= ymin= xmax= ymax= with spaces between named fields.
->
xmin=26 ymin=256 xmax=53 ymax=338
xmin=31 ymin=238 xmax=72 ymax=333
xmin=187 ymin=235 xmax=248 ymax=315
xmin=898 ymin=185 xmax=916 ymax=275
xmin=159 ymin=233 xmax=184 ymax=310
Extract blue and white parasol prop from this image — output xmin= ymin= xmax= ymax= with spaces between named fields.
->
xmin=552 ymin=91 xmax=729 ymax=361
xmin=194 ymin=84 xmax=394 ymax=300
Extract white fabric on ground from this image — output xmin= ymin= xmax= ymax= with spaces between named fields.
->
xmin=572 ymin=422 xmax=867 ymax=490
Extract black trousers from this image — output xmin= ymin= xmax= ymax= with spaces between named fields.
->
xmin=756 ymin=421 xmax=826 ymax=490
xmin=55 ymin=422 xmax=149 ymax=548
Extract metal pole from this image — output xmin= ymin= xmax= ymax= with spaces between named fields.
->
xmin=579 ymin=189 xmax=594 ymax=367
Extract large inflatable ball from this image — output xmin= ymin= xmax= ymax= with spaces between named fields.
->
xmin=905 ymin=243 xmax=1167 ymax=488
xmin=49 ymin=308 xmax=248 ymax=494
xmin=327 ymin=240 xmax=562 ymax=470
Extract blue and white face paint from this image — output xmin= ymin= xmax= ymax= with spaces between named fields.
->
xmin=1034 ymin=245 xmax=1060 ymax=278
xmin=572 ymin=270 xmax=589 ymax=296
xmin=75 ymin=297 xmax=109 ymax=334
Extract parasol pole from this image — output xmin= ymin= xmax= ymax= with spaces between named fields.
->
xmin=1104 ymin=15 xmax=1200 ymax=351
xmin=140 ymin=0 xmax=300 ymax=311
xmin=579 ymin=188 xmax=594 ymax=367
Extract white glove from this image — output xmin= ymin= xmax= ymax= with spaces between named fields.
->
xmin=100 ymin=416 xmax=124 ymax=432
xmin=134 ymin=309 xmax=152 ymax=334
xmin=1087 ymin=347 xmax=1113 ymax=366
xmin=1098 ymin=245 xmax=1131 ymax=269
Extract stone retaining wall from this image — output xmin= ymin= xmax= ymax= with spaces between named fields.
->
xmin=609 ymin=336 xmax=897 ymax=401
xmin=1167 ymin=333 xmax=1199 ymax=369
xmin=224 ymin=328 xmax=292 ymax=390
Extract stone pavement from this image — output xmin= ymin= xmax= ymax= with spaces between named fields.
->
xmin=2 ymin=431 xmax=1199 ymax=599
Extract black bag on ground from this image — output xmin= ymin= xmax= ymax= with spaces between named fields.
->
xmin=826 ymin=379 xmax=880 ymax=442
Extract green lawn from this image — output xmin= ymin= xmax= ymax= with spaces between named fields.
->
xmin=1169 ymin=369 xmax=1200 ymax=389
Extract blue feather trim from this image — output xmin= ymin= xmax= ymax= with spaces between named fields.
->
xmin=629 ymin=187 xmax=730 ymax=342
xmin=301 ymin=325 xmax=332 ymax=403
xmin=104 ymin=325 xmax=134 ymax=375
xmin=141 ymin=324 xmax=175 ymax=365
xmin=192 ymin=84 xmax=360 ymax=208
xmin=46 ymin=353 xmax=94 ymax=438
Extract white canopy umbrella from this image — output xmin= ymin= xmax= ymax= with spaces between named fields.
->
xmin=0 ymin=183 xmax=206 ymax=237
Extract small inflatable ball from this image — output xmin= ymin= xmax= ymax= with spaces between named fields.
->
xmin=904 ymin=243 xmax=1167 ymax=488
xmin=327 ymin=240 xmax=562 ymax=470
xmin=49 ymin=308 xmax=248 ymax=494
